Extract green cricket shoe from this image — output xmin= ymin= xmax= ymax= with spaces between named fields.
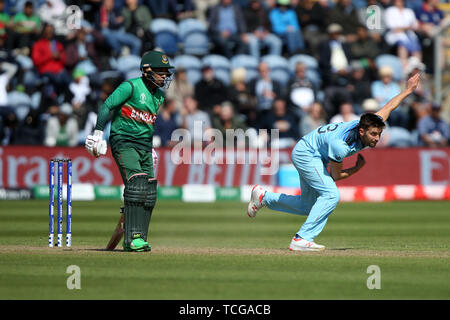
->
xmin=123 ymin=238 xmax=151 ymax=252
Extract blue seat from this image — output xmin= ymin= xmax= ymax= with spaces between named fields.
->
xmin=7 ymin=91 xmax=32 ymax=106
xmin=230 ymin=54 xmax=259 ymax=82
xmin=178 ymin=19 xmax=210 ymax=56
xmin=261 ymin=54 xmax=291 ymax=86
xmin=125 ymin=69 xmax=142 ymax=80
xmin=173 ymin=55 xmax=203 ymax=85
xmin=288 ymin=54 xmax=318 ymax=71
xmin=375 ymin=54 xmax=404 ymax=82
xmin=202 ymin=55 xmax=231 ymax=85
xmin=116 ymin=55 xmax=141 ymax=73
xmin=14 ymin=104 xmax=31 ymax=122
xmin=150 ymin=18 xmax=179 ymax=56
xmin=288 ymin=54 xmax=321 ymax=89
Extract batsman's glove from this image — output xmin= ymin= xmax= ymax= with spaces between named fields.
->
xmin=85 ymin=130 xmax=107 ymax=157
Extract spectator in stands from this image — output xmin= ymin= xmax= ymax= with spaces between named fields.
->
xmin=78 ymin=79 xmax=116 ymax=145
xmin=0 ymin=0 xmax=10 ymax=26
xmin=122 ymin=0 xmax=154 ymax=54
xmin=287 ymin=62 xmax=315 ymax=117
xmin=269 ymin=0 xmax=305 ymax=55
xmin=372 ymin=65 xmax=410 ymax=128
xmin=154 ymin=98 xmax=180 ymax=147
xmin=330 ymin=102 xmax=360 ymax=123
xmin=249 ymin=61 xmax=282 ymax=113
xmin=44 ymin=102 xmax=79 ymax=147
xmin=10 ymin=1 xmax=40 ymax=52
xmin=0 ymin=109 xmax=18 ymax=145
xmin=0 ymin=24 xmax=15 ymax=63
xmin=327 ymin=0 xmax=360 ymax=43
xmin=165 ymin=67 xmax=194 ymax=113
xmin=95 ymin=0 xmax=142 ymax=57
xmin=228 ymin=67 xmax=257 ymax=128
xmin=318 ymin=23 xmax=352 ymax=87
xmin=292 ymin=0 xmax=328 ymax=56
xmin=299 ymin=101 xmax=326 ymax=137
xmin=65 ymin=25 xmax=101 ymax=74
xmin=346 ymin=60 xmax=372 ymax=113
xmin=211 ymin=101 xmax=247 ymax=143
xmin=415 ymin=0 xmax=446 ymax=72
xmin=14 ymin=109 xmax=44 ymax=144
xmin=384 ymin=0 xmax=422 ymax=68
xmin=415 ymin=0 xmax=445 ymax=37
xmin=0 ymin=58 xmax=18 ymax=107
xmin=194 ymin=0 xmax=220 ymax=23
xmin=69 ymin=68 xmax=91 ymax=120
xmin=208 ymin=0 xmax=248 ymax=58
xmin=194 ymin=65 xmax=228 ymax=116
xmin=350 ymin=25 xmax=381 ymax=71
xmin=403 ymin=57 xmax=432 ymax=130
xmin=258 ymin=98 xmax=299 ymax=148
xmin=180 ymin=95 xmax=211 ymax=145
xmin=32 ymin=23 xmax=71 ymax=98
xmin=371 ymin=66 xmax=401 ymax=107
xmin=145 ymin=0 xmax=195 ymax=20
xmin=243 ymin=0 xmax=282 ymax=60
xmin=417 ymin=103 xmax=449 ymax=147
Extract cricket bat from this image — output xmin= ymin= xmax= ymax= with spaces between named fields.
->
xmin=106 ymin=210 xmax=124 ymax=250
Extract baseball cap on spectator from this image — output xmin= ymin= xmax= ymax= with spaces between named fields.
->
xmin=378 ymin=66 xmax=393 ymax=77
xmin=72 ymin=68 xmax=86 ymax=80
xmin=327 ymin=24 xmax=343 ymax=34
xmin=362 ymin=98 xmax=379 ymax=112
xmin=59 ymin=103 xmax=73 ymax=115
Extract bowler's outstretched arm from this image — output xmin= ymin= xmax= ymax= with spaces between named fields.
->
xmin=375 ymin=73 xmax=420 ymax=122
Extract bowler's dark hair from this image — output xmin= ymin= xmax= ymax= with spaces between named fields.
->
xmin=359 ymin=113 xmax=385 ymax=130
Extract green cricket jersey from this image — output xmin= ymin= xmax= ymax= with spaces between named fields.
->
xmin=95 ymin=77 xmax=164 ymax=151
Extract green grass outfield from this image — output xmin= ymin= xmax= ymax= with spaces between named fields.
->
xmin=0 ymin=200 xmax=449 ymax=300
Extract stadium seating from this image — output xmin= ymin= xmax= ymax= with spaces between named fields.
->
xmin=375 ymin=54 xmax=404 ymax=82
xmin=201 ymin=54 xmax=231 ymax=85
xmin=230 ymin=54 xmax=259 ymax=83
xmin=261 ymin=54 xmax=291 ymax=86
xmin=173 ymin=55 xmax=203 ymax=85
xmin=150 ymin=18 xmax=179 ymax=56
xmin=115 ymin=55 xmax=141 ymax=74
xmin=178 ymin=18 xmax=210 ymax=56
xmin=289 ymin=54 xmax=322 ymax=89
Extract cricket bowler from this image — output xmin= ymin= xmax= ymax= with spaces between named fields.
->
xmin=85 ymin=50 xmax=173 ymax=252
xmin=247 ymin=73 xmax=421 ymax=251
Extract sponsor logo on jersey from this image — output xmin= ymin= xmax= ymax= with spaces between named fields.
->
xmin=140 ymin=93 xmax=147 ymax=104
xmin=121 ymin=105 xmax=157 ymax=125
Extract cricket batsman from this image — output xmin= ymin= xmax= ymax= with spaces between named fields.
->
xmin=85 ymin=50 xmax=174 ymax=252
xmin=247 ymin=73 xmax=421 ymax=251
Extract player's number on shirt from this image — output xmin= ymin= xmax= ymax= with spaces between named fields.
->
xmin=318 ymin=123 xmax=339 ymax=134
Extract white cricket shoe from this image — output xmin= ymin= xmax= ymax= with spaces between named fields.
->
xmin=289 ymin=237 xmax=325 ymax=252
xmin=247 ymin=185 xmax=266 ymax=218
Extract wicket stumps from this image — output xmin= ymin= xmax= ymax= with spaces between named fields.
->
xmin=48 ymin=158 xmax=72 ymax=248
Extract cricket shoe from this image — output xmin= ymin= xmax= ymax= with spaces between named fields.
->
xmin=289 ymin=237 xmax=325 ymax=252
xmin=247 ymin=185 xmax=266 ymax=218
xmin=123 ymin=238 xmax=151 ymax=252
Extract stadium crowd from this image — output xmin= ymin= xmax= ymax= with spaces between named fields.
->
xmin=0 ymin=0 xmax=449 ymax=149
